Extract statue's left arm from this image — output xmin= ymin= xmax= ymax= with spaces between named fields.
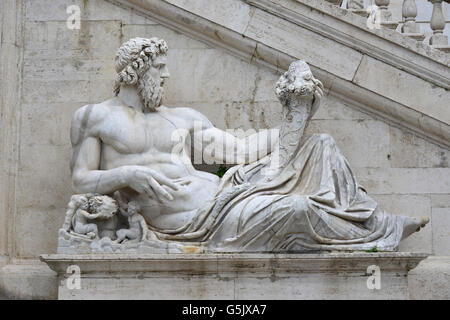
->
xmin=196 ymin=127 xmax=279 ymax=165
xmin=188 ymin=109 xmax=279 ymax=165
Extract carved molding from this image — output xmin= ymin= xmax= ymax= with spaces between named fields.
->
xmin=246 ymin=0 xmax=448 ymax=88
xmin=41 ymin=252 xmax=429 ymax=299
xmin=41 ymin=252 xmax=428 ymax=274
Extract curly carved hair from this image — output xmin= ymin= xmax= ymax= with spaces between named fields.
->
xmin=88 ymin=194 xmax=118 ymax=219
xmin=113 ymin=37 xmax=168 ymax=95
xmin=275 ymin=60 xmax=317 ymax=104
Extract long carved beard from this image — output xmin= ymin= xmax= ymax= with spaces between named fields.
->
xmin=137 ymin=72 xmax=164 ymax=112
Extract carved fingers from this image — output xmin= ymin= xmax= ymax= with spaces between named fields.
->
xmin=130 ymin=168 xmax=178 ymax=202
xmin=147 ymin=175 xmax=174 ymax=201
xmin=314 ymin=78 xmax=324 ymax=91
xmin=314 ymin=87 xmax=323 ymax=103
xmin=313 ymin=80 xmax=324 ymax=102
xmin=313 ymin=78 xmax=324 ymax=96
xmin=310 ymin=80 xmax=324 ymax=118
xmin=150 ymin=170 xmax=179 ymax=191
xmin=142 ymin=181 xmax=159 ymax=201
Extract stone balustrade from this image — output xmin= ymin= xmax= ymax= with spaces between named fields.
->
xmin=324 ymin=0 xmax=450 ymax=52
xmin=375 ymin=0 xmax=399 ymax=29
xmin=429 ymin=0 xmax=450 ymax=50
xmin=346 ymin=0 xmax=369 ymax=16
xmin=402 ymin=0 xmax=426 ymax=40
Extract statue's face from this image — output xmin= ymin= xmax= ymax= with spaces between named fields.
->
xmin=80 ymin=201 xmax=89 ymax=210
xmin=127 ymin=202 xmax=139 ymax=216
xmin=275 ymin=60 xmax=317 ymax=101
xmin=149 ymin=54 xmax=170 ymax=89
xmin=287 ymin=61 xmax=315 ymax=97
xmin=139 ymin=54 xmax=170 ymax=111
xmin=127 ymin=207 xmax=136 ymax=216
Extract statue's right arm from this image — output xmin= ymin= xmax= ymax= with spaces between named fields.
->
xmin=70 ymin=105 xmax=178 ymax=199
xmin=79 ymin=209 xmax=100 ymax=220
xmin=70 ymin=107 xmax=129 ymax=195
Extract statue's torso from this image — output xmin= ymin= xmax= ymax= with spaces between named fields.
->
xmin=94 ymin=100 xmax=220 ymax=230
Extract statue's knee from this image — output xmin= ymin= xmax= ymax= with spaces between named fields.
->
xmin=289 ymin=195 xmax=308 ymax=217
xmin=116 ymin=229 xmax=127 ymax=238
xmin=75 ymin=224 xmax=88 ymax=234
xmin=315 ymin=133 xmax=335 ymax=145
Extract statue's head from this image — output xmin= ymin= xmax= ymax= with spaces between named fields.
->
xmin=275 ymin=60 xmax=319 ymax=103
xmin=88 ymin=195 xmax=118 ymax=219
xmin=127 ymin=201 xmax=140 ymax=216
xmin=113 ymin=37 xmax=169 ymax=111
xmin=72 ymin=194 xmax=89 ymax=210
xmin=79 ymin=196 xmax=89 ymax=210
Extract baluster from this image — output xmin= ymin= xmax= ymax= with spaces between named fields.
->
xmin=401 ymin=0 xmax=425 ymax=40
xmin=375 ymin=0 xmax=398 ymax=29
xmin=347 ymin=0 xmax=369 ymax=17
xmin=429 ymin=0 xmax=450 ymax=51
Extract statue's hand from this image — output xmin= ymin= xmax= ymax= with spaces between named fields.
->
xmin=125 ymin=167 xmax=178 ymax=201
xmin=310 ymin=79 xmax=324 ymax=118
xmin=86 ymin=212 xmax=101 ymax=219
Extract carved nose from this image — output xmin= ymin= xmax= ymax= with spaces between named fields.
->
xmin=300 ymin=86 xmax=307 ymax=95
xmin=161 ymin=66 xmax=170 ymax=79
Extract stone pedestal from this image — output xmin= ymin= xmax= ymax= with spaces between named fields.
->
xmin=408 ymin=256 xmax=450 ymax=299
xmin=41 ymin=252 xmax=427 ymax=300
xmin=0 ymin=260 xmax=57 ymax=299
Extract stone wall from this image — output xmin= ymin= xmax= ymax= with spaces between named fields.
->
xmin=1 ymin=0 xmax=449 ymax=264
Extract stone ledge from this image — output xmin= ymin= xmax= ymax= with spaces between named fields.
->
xmin=41 ymin=252 xmax=428 ymax=274
xmin=41 ymin=253 xmax=428 ymax=299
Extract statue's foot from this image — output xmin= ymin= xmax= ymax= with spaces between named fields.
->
xmin=401 ymin=216 xmax=430 ymax=240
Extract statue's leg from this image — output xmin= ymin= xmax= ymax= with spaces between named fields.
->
xmin=85 ymin=224 xmax=98 ymax=239
xmin=125 ymin=228 xmax=140 ymax=241
xmin=115 ymin=229 xmax=127 ymax=243
xmin=277 ymin=194 xmax=311 ymax=234
xmin=74 ymin=222 xmax=96 ymax=235
xmin=219 ymin=194 xmax=312 ymax=252
xmin=97 ymin=215 xmax=119 ymax=240
xmin=86 ymin=223 xmax=98 ymax=235
xmin=306 ymin=133 xmax=430 ymax=241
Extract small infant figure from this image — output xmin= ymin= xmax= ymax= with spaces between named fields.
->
xmin=115 ymin=201 xmax=155 ymax=243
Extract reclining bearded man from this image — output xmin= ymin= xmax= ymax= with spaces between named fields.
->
xmin=69 ymin=37 xmax=428 ymax=253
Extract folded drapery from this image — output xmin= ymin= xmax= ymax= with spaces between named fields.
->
xmin=153 ymin=133 xmax=408 ymax=252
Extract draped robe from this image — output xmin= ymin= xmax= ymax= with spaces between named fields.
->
xmin=153 ymin=133 xmax=408 ymax=252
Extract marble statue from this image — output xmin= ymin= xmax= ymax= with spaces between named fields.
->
xmin=61 ymin=193 xmax=119 ymax=246
xmin=114 ymin=197 xmax=159 ymax=243
xmin=58 ymin=37 xmax=429 ymax=254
